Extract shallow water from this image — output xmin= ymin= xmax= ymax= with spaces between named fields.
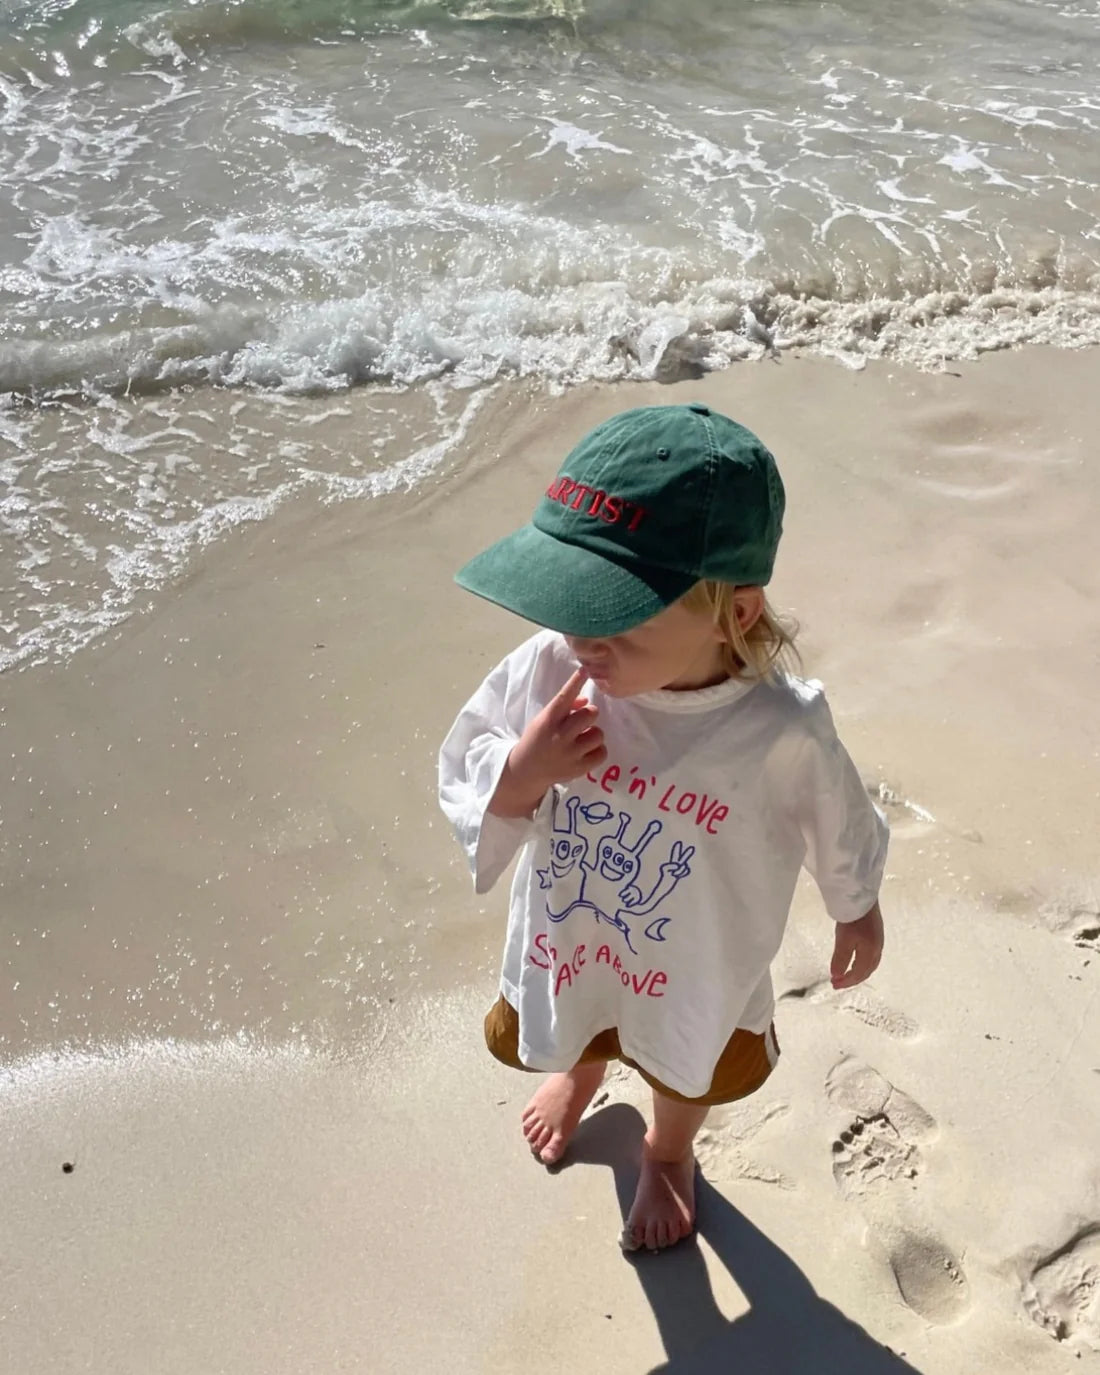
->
xmin=2 ymin=0 xmax=1099 ymax=666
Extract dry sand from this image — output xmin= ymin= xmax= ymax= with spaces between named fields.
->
xmin=2 ymin=348 xmax=1099 ymax=1373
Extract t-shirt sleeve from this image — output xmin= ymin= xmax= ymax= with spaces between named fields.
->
xmin=792 ymin=699 xmax=889 ymax=923
xmin=437 ymin=638 xmax=555 ymax=895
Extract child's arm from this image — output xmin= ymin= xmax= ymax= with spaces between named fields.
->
xmin=489 ymin=668 xmax=605 ymax=818
xmin=789 ymin=701 xmax=889 ymax=988
xmin=438 ymin=645 xmax=603 ymax=894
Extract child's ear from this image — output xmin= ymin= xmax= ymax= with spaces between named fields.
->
xmin=733 ymin=587 xmax=765 ymax=634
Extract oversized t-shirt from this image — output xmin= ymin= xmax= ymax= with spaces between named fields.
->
xmin=439 ymin=630 xmax=888 ymax=1099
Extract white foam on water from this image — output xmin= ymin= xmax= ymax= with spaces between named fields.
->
xmin=0 ymin=383 xmax=491 ymax=673
xmin=2 ymin=0 xmax=1099 ymax=668
xmin=533 ymin=117 xmax=630 ymax=160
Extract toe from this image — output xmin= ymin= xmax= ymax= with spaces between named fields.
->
xmin=540 ymin=1132 xmax=565 ymax=1165
xmin=656 ymin=1220 xmax=670 ymax=1250
xmin=531 ymin=1123 xmax=553 ymax=1155
xmin=522 ymin=1115 xmax=541 ymax=1144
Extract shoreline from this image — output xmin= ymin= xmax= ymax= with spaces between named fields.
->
xmin=3 ymin=346 xmax=1099 ymax=1371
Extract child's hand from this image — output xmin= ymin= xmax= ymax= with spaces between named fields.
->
xmin=489 ymin=668 xmax=606 ymax=818
xmin=830 ymin=902 xmax=884 ymax=989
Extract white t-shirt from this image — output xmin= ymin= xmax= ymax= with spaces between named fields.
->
xmin=439 ymin=631 xmax=888 ymax=1099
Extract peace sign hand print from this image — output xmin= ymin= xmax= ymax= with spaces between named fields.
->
xmin=618 ymin=837 xmax=694 ymax=920
xmin=660 ymin=841 xmax=695 ymax=882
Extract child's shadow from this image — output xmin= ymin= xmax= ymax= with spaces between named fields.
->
xmin=568 ymin=1104 xmax=920 ymax=1375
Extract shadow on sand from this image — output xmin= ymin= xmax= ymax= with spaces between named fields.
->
xmin=566 ymin=1103 xmax=922 ymax=1375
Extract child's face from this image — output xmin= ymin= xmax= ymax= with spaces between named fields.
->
xmin=563 ymin=592 xmax=760 ymax=698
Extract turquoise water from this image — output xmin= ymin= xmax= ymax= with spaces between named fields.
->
xmin=1 ymin=0 xmax=1099 ymax=666
xmin=4 ymin=0 xmax=1100 ymax=392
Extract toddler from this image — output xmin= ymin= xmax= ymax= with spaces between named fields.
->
xmin=439 ymin=403 xmax=887 ymax=1253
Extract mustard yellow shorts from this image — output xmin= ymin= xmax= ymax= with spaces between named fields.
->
xmin=484 ymin=996 xmax=780 ymax=1107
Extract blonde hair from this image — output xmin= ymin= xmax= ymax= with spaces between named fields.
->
xmin=680 ymin=580 xmax=800 ymax=680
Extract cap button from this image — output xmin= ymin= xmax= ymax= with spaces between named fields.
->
xmin=688 ymin=403 xmax=710 ymax=416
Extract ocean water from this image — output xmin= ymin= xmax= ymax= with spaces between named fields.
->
xmin=2 ymin=0 xmax=1099 ymax=668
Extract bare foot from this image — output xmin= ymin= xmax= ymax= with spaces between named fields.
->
xmin=622 ymin=1136 xmax=697 ymax=1252
xmin=521 ymin=1063 xmax=607 ymax=1165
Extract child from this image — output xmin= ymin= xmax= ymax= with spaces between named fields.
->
xmin=439 ymin=403 xmax=888 ymax=1253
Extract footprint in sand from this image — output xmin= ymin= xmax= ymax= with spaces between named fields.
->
xmin=1073 ymin=924 xmax=1100 ymax=955
xmin=827 ymin=1058 xmax=935 ymax=1198
xmin=874 ymin=1224 xmax=972 ymax=1328
xmin=831 ymin=1111 xmax=922 ymax=1195
xmin=1022 ymin=1223 xmax=1100 ymax=1351
xmin=827 ymin=1057 xmax=970 ymax=1326
xmin=1028 ymin=896 xmax=1100 ymax=958
xmin=780 ymin=980 xmax=921 ymax=1041
xmin=695 ymin=1099 xmax=795 ymax=1190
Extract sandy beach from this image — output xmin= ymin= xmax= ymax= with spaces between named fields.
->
xmin=3 ymin=347 xmax=1100 ymax=1373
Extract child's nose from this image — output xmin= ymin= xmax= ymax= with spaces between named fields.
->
xmin=565 ymin=635 xmax=606 ymax=656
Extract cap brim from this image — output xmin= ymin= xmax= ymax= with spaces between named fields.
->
xmin=455 ymin=523 xmax=696 ymax=637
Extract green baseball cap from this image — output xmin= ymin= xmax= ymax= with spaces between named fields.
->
xmin=455 ymin=403 xmax=785 ymax=638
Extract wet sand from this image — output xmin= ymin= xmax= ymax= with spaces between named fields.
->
xmin=3 ymin=348 xmax=1099 ymax=1372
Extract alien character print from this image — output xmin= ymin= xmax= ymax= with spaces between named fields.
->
xmin=537 ymin=794 xmax=694 ymax=955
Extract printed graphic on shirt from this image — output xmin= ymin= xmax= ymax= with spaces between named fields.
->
xmin=536 ymin=792 xmax=695 ymax=955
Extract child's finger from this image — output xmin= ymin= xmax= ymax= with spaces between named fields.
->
xmin=829 ymin=934 xmax=854 ymax=986
xmin=548 ymin=668 xmax=587 ymax=720
xmin=851 ymin=947 xmax=881 ymax=983
xmin=572 ymin=726 xmax=605 ymax=756
xmin=578 ymin=742 xmax=608 ymax=769
xmin=559 ymin=706 xmax=601 ymax=742
xmin=832 ymin=941 xmax=879 ymax=989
